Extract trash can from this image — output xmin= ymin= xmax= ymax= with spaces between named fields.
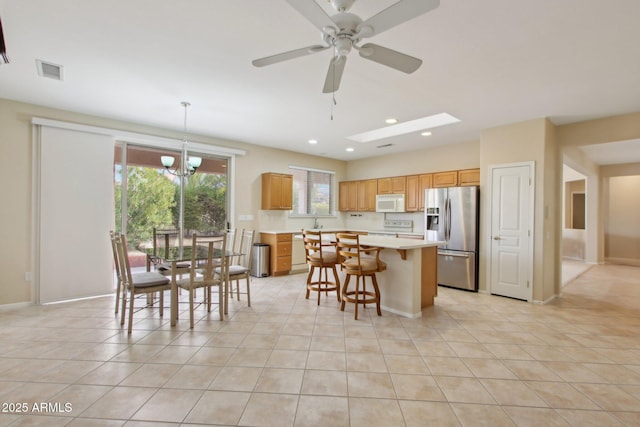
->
xmin=250 ymin=243 xmax=270 ymax=277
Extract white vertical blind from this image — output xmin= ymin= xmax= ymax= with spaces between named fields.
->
xmin=38 ymin=126 xmax=115 ymax=303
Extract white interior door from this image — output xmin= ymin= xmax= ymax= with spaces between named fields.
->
xmin=489 ymin=162 xmax=534 ymax=301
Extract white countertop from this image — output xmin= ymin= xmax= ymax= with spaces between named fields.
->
xmin=276 ymin=229 xmax=443 ymax=250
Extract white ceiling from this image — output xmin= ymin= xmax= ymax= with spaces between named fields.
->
xmin=1 ymin=0 xmax=640 ymax=162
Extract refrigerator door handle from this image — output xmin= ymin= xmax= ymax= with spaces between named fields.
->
xmin=446 ymin=197 xmax=452 ymax=241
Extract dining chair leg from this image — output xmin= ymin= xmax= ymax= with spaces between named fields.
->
xmin=245 ymin=276 xmax=251 ymax=307
xmin=189 ymin=287 xmax=195 ymax=329
xmin=159 ymin=290 xmax=164 ymax=317
xmin=218 ymin=283 xmax=224 ymax=320
xmin=128 ymin=288 xmax=135 ymax=334
xmin=120 ymin=287 xmax=127 ymax=326
xmin=115 ymin=279 xmax=121 ymax=314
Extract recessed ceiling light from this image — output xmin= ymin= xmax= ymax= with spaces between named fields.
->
xmin=308 ymin=139 xmax=318 ymax=144
xmin=385 ymin=118 xmax=398 ymax=124
xmin=421 ymin=131 xmax=432 ymax=136
xmin=347 ymin=113 xmax=460 ymax=143
xmin=345 ymin=147 xmax=355 ymax=152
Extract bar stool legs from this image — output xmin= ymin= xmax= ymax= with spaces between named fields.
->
xmin=340 ymin=272 xmax=381 ymax=320
xmin=306 ymin=263 xmax=341 ymax=305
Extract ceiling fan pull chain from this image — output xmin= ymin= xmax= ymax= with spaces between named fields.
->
xmin=330 ymin=63 xmax=337 ymax=120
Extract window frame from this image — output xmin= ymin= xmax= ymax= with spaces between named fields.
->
xmin=288 ymin=165 xmax=336 ymax=217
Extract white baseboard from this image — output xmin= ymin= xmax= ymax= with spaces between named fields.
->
xmin=0 ymin=301 xmax=32 ymax=311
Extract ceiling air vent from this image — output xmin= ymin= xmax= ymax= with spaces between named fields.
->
xmin=36 ymin=59 xmax=63 ymax=80
xmin=377 ymin=143 xmax=394 ymax=149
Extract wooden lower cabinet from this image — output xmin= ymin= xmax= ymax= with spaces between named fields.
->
xmin=260 ymin=233 xmax=292 ymax=276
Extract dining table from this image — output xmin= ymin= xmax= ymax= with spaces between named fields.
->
xmin=142 ymin=241 xmax=240 ymax=326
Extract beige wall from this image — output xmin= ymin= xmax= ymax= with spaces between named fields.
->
xmin=605 ymin=175 xmax=640 ymax=265
xmin=479 ymin=118 xmax=558 ymax=302
xmin=346 ymin=140 xmax=480 ymax=180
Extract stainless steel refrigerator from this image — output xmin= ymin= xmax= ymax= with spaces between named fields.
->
xmin=425 ymin=186 xmax=479 ymax=291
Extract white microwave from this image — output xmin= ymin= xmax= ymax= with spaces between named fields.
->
xmin=376 ymin=194 xmax=405 ymax=212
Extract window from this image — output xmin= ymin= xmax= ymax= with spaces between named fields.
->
xmin=290 ymin=166 xmax=334 ymax=215
xmin=114 ymin=143 xmax=229 ymax=268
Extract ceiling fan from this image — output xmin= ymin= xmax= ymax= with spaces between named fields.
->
xmin=252 ymin=0 xmax=440 ymax=93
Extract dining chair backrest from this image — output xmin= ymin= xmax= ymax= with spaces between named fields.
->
xmin=114 ymin=233 xmax=134 ymax=286
xmin=189 ymin=233 xmax=227 ymax=282
xmin=236 ymin=229 xmax=255 ymax=269
xmin=110 ymin=230 xmax=121 ymax=278
xmin=226 ymin=228 xmax=238 ymax=255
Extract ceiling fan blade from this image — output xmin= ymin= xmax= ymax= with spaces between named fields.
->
xmin=252 ymin=45 xmax=329 ymax=67
xmin=322 ymin=56 xmax=347 ymax=93
xmin=358 ymin=0 xmax=440 ymax=38
xmin=286 ymin=0 xmax=336 ymax=33
xmin=359 ymin=43 xmax=422 ymax=73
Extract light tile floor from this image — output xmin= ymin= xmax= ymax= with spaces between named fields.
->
xmin=1 ymin=264 xmax=639 ymax=426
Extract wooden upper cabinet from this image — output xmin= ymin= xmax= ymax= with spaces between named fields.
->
xmin=405 ymin=175 xmax=419 ymax=211
xmin=458 ymin=168 xmax=480 ymax=186
xmin=339 ymin=179 xmax=376 ymax=211
xmin=378 ymin=176 xmax=406 ymax=194
xmin=339 ymin=181 xmax=358 ymax=211
xmin=432 ymin=171 xmax=458 ymax=188
xmin=407 ymin=174 xmax=433 ymax=211
xmin=358 ymin=179 xmax=377 ymax=211
xmin=418 ymin=174 xmax=433 ymax=211
xmin=261 ymin=173 xmax=293 ymax=210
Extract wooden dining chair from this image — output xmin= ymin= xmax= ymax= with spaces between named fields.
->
xmin=110 ymin=230 xmax=122 ymax=314
xmin=176 ymin=233 xmax=227 ymax=328
xmin=335 ymin=232 xmax=387 ymax=320
xmin=224 ymin=229 xmax=255 ymax=308
xmin=302 ymin=229 xmax=341 ymax=305
xmin=114 ymin=233 xmax=171 ymax=334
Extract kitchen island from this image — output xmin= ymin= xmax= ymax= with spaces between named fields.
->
xmin=289 ymin=231 xmax=442 ymax=318
xmin=348 ymin=234 xmax=442 ymax=318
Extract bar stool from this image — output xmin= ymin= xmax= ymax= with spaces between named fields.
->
xmin=302 ymin=229 xmax=341 ymax=305
xmin=335 ymin=232 xmax=386 ymax=320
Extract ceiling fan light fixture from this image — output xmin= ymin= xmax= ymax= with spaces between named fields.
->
xmin=334 ymin=37 xmax=352 ymax=57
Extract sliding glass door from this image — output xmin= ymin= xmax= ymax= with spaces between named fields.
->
xmin=114 ymin=143 xmax=228 ymax=270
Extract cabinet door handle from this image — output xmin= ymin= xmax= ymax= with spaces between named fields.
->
xmin=493 ymin=236 xmax=501 ymax=240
